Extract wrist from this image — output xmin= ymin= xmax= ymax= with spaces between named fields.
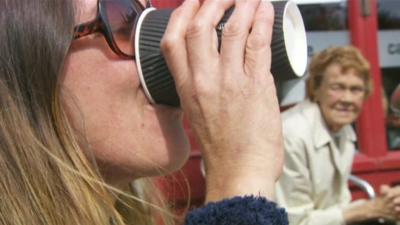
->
xmin=205 ymin=172 xmax=276 ymax=203
xmin=343 ymin=201 xmax=376 ymax=224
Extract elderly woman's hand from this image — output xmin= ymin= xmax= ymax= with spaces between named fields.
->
xmin=161 ymin=0 xmax=283 ymax=202
xmin=379 ymin=185 xmax=400 ymax=221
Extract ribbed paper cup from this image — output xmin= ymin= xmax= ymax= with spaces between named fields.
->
xmin=135 ymin=8 xmax=178 ymax=106
xmin=270 ymin=1 xmax=307 ymax=80
xmin=135 ymin=1 xmax=307 ymax=107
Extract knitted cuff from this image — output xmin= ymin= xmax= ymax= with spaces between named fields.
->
xmin=185 ymin=196 xmax=288 ymax=225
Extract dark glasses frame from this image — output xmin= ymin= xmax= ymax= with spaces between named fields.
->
xmin=73 ymin=0 xmax=151 ymax=59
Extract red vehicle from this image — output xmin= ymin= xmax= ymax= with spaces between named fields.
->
xmin=151 ymin=0 xmax=400 ymax=210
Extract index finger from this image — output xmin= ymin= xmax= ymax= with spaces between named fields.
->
xmin=161 ymin=0 xmax=200 ymax=89
xmin=185 ymin=0 xmax=234 ymax=74
xmin=244 ymin=0 xmax=274 ymax=78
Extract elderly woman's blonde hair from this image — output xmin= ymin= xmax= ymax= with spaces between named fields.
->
xmin=306 ymin=46 xmax=373 ymax=101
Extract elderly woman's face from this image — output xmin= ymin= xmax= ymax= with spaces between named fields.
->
xmin=314 ymin=63 xmax=366 ymax=133
xmin=61 ymin=0 xmax=190 ymax=184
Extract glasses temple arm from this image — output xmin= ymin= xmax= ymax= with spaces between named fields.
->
xmin=73 ymin=17 xmax=103 ymax=40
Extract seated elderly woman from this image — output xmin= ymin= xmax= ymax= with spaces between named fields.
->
xmin=276 ymin=46 xmax=400 ymax=225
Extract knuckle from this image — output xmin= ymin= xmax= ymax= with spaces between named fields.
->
xmin=186 ymin=20 xmax=208 ymax=39
xmin=160 ymin=35 xmax=178 ymax=54
xmin=192 ymin=77 xmax=217 ymax=99
xmin=247 ymin=33 xmax=269 ymax=50
xmin=194 ymin=81 xmax=213 ymax=97
xmin=170 ymin=7 xmax=184 ymax=20
xmin=222 ymin=22 xmax=245 ymax=39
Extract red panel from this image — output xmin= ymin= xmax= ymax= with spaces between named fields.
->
xmin=151 ymin=0 xmax=184 ymax=8
xmin=379 ymin=152 xmax=400 ymax=170
xmin=352 ymin=153 xmax=378 ymax=173
xmin=348 ymin=0 xmax=387 ymax=159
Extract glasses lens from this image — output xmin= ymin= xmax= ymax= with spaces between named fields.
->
xmin=103 ymin=0 xmax=144 ymax=56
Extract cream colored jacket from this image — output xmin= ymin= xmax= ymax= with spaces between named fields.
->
xmin=276 ymin=100 xmax=357 ymax=225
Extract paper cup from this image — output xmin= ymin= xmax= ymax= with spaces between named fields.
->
xmin=135 ymin=1 xmax=307 ymax=107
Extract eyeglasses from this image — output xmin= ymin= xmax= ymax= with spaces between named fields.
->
xmin=73 ymin=0 xmax=152 ymax=59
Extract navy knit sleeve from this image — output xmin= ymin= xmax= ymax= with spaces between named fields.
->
xmin=184 ymin=196 xmax=288 ymax=225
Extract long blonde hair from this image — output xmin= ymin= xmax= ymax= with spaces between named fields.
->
xmin=0 ymin=1 xmax=174 ymax=225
